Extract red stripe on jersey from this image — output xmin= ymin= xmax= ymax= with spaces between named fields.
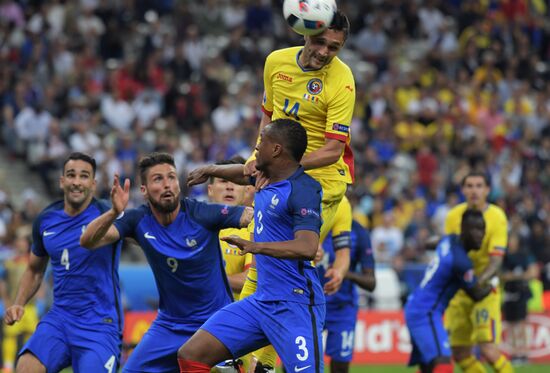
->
xmin=325 ymin=132 xmax=347 ymax=142
xmin=243 ymin=263 xmax=251 ymax=271
xmin=261 ymin=106 xmax=273 ymax=118
xmin=489 ymin=251 xmax=505 ymax=256
xmin=343 ymin=142 xmax=355 ymax=183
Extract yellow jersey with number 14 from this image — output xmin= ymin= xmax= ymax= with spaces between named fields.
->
xmin=262 ymin=46 xmax=355 ymax=184
xmin=444 ymin=202 xmax=508 ymax=275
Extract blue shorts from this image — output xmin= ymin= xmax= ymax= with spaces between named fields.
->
xmin=202 ymin=296 xmax=325 ymax=372
xmin=20 ymin=310 xmax=121 ymax=373
xmin=123 ymin=316 xmax=201 ymax=373
xmin=324 ymin=303 xmax=358 ymax=363
xmin=404 ymin=310 xmax=450 ymax=366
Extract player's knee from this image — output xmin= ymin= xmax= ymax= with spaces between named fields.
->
xmin=15 ymin=353 xmax=46 ymax=373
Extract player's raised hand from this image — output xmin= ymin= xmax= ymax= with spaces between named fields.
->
xmin=111 ymin=174 xmax=130 ymax=215
xmin=187 ymin=166 xmax=211 ymax=187
xmin=4 ymin=305 xmax=25 ymax=325
xmin=221 ymin=235 xmax=259 ymax=255
xmin=323 ymin=267 xmax=345 ymax=295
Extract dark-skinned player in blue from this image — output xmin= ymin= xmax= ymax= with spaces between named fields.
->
xmin=404 ymin=209 xmax=498 ymax=373
xmin=80 ymin=152 xmax=253 ymax=373
xmin=179 ymin=119 xmax=324 ymax=373
xmin=4 ymin=152 xmax=123 ymax=373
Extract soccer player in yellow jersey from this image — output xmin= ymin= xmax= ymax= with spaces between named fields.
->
xmin=245 ymin=10 xmax=355 ymax=242
xmin=444 ymin=172 xmax=513 ymax=373
xmin=208 ymin=158 xmax=254 ymax=299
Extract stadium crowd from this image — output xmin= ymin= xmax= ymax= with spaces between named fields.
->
xmin=0 ymin=0 xmax=549 ymax=368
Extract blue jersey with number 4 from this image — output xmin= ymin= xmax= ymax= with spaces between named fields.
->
xmin=405 ymin=235 xmax=477 ymax=315
xmin=114 ymin=198 xmax=244 ymax=325
xmin=32 ymin=199 xmax=123 ymax=329
xmin=253 ymin=167 xmax=324 ymax=305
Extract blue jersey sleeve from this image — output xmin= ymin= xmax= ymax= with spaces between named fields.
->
xmin=184 ymin=199 xmax=244 ymax=231
xmin=31 ymin=213 xmax=47 ymax=257
xmin=356 ymin=225 xmax=375 ymax=270
xmin=452 ymin=247 xmax=477 ymax=290
xmin=113 ymin=207 xmax=146 ymax=239
xmin=288 ymin=180 xmax=322 ymax=233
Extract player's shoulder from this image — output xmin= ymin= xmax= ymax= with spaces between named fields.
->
xmin=448 ymin=203 xmax=468 ymax=216
xmin=266 ymin=46 xmax=301 ymax=64
xmin=36 ymin=200 xmax=64 ymax=221
xmin=289 ymin=167 xmax=322 ymax=191
xmin=329 ymin=56 xmax=353 ymax=76
xmin=485 ymin=203 xmax=507 ymax=221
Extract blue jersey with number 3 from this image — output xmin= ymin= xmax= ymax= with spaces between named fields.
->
xmin=114 ymin=198 xmax=243 ymax=324
xmin=253 ymin=167 xmax=324 ymax=305
xmin=405 ymin=235 xmax=477 ymax=315
xmin=32 ymin=199 xmax=123 ymax=329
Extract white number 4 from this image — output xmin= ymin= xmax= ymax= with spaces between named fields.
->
xmin=104 ymin=355 xmax=116 ymax=373
xmin=61 ymin=249 xmax=70 ymax=270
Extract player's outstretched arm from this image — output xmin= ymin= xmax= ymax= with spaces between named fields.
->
xmin=477 ymin=255 xmax=504 ymax=284
xmin=222 ymin=230 xmax=319 ymax=260
xmin=4 ymin=253 xmax=48 ymax=325
xmin=80 ymin=174 xmax=127 ymax=249
xmin=187 ymin=164 xmax=250 ymax=187
xmin=300 ymin=138 xmax=345 ymax=170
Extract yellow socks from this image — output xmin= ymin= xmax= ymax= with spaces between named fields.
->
xmin=457 ymin=356 xmax=486 ymax=373
xmin=492 ymin=355 xmax=513 ymax=373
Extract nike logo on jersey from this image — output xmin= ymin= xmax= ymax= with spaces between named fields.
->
xmin=81 ymin=225 xmax=87 ymax=234
xmin=340 ymin=350 xmax=352 ymax=357
xmin=186 ymin=238 xmax=197 ymax=247
xmin=43 ymin=231 xmax=55 ymax=237
xmin=144 ymin=232 xmax=157 ymax=240
xmin=294 ymin=365 xmax=311 ymax=372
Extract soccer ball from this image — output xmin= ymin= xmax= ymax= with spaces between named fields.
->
xmin=283 ymin=0 xmax=337 ymax=36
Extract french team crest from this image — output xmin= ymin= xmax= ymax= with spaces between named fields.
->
xmin=306 ymin=78 xmax=323 ymax=95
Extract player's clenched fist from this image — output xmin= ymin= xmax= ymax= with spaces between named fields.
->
xmin=4 ymin=305 xmax=24 ymax=325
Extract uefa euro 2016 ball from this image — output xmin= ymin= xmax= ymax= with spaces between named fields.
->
xmin=283 ymin=0 xmax=337 ymax=36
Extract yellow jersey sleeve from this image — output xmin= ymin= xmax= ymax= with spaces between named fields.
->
xmin=262 ymin=52 xmax=275 ymax=116
xmin=330 ymin=195 xmax=352 ymax=237
xmin=219 ymin=227 xmax=252 ymax=276
xmin=485 ymin=205 xmax=508 ymax=257
xmin=324 ymin=66 xmax=355 ymax=143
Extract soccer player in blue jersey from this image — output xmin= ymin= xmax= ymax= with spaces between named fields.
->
xmin=179 ymin=119 xmax=324 ymax=373
xmin=80 ymin=152 xmax=253 ymax=373
xmin=404 ymin=209 xmax=496 ymax=373
xmin=3 ymin=152 xmax=123 ymax=373
xmin=317 ymin=209 xmax=376 ymax=373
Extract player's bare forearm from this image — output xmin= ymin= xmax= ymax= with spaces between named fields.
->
xmin=223 ymin=230 xmax=319 ymax=260
xmin=300 ymin=138 xmax=345 ymax=170
xmin=346 ymin=268 xmax=376 ymax=291
xmin=212 ymin=164 xmax=250 ymax=185
xmin=13 ymin=255 xmax=48 ymax=307
xmin=228 ymin=271 xmax=248 ymax=294
xmin=332 ymin=248 xmax=350 ymax=276
xmin=478 ymin=255 xmax=503 ymax=284
xmin=80 ymin=209 xmax=120 ymax=249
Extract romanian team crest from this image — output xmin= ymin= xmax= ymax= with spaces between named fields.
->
xmin=306 ymin=78 xmax=323 ymax=95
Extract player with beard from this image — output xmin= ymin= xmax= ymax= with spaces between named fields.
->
xmin=4 ymin=152 xmax=123 ymax=373
xmin=81 ymin=152 xmax=253 ymax=372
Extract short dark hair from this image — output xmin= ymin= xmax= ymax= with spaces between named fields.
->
xmin=461 ymin=171 xmax=490 ymax=187
xmin=139 ymin=152 xmax=176 ymax=185
xmin=329 ymin=10 xmax=350 ymax=41
xmin=461 ymin=208 xmax=485 ymax=229
xmin=266 ymin=119 xmax=308 ymax=162
xmin=63 ymin=152 xmax=96 ymax=175
xmin=209 ymin=156 xmax=246 ymax=184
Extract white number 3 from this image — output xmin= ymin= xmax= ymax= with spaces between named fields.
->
xmin=295 ymin=336 xmax=309 ymax=361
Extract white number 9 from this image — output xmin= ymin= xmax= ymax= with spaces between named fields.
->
xmin=167 ymin=257 xmax=178 ymax=273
